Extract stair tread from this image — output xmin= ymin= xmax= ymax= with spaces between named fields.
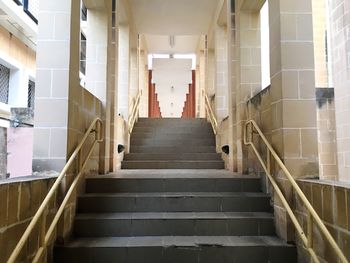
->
xmin=122 ymin=160 xmax=224 ymax=163
xmin=75 ymin=212 xmax=274 ymax=220
xmin=57 ymin=236 xmax=293 ymax=248
xmin=80 ymin=192 xmax=269 ymax=198
xmin=86 ymin=170 xmax=257 ymax=179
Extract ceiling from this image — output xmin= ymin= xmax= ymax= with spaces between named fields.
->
xmin=144 ymin=35 xmax=200 ymax=54
xmin=129 ymin=0 xmax=219 ymax=54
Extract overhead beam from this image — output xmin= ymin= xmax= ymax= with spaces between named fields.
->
xmin=240 ymin=0 xmax=266 ymax=12
xmin=83 ymin=0 xmax=106 ymax=10
xmin=207 ymin=0 xmax=225 ymax=49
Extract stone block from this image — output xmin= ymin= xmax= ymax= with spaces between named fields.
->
xmin=19 ymin=182 xmax=31 ymax=221
xmin=8 ymin=183 xmax=19 ymax=225
xmin=335 ymin=188 xmax=347 ymax=229
xmin=0 ymin=184 xmax=8 ymax=228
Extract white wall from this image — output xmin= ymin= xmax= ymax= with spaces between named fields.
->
xmin=152 ymin=58 xmax=192 ymax=117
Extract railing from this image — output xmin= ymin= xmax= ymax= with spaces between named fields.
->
xmin=202 ymin=89 xmax=218 ymax=134
xmin=128 ymin=90 xmax=142 ymax=134
xmin=7 ymin=118 xmax=103 ymax=263
xmin=244 ymin=120 xmax=348 ymax=263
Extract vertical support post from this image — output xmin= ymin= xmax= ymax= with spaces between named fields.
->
xmin=307 ymin=211 xmax=314 ymax=248
xmin=266 ymin=148 xmax=271 ymax=175
xmin=39 ymin=207 xmax=47 ymax=247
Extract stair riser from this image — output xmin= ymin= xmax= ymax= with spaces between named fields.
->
xmin=54 ymin=246 xmax=297 ymax=263
xmin=132 ymin=127 xmax=213 ymax=133
xmin=74 ymin=218 xmax=275 ymax=237
xmin=130 ymin=139 xmax=216 ymax=147
xmin=124 ymin=153 xmax=222 ymax=161
xmin=121 ymin=161 xmax=225 ymax=169
xmin=77 ymin=196 xmax=271 ymax=213
xmin=85 ymin=178 xmax=262 ymax=193
xmin=135 ymin=123 xmax=212 ymax=128
xmin=138 ymin=118 xmax=208 ymax=123
xmin=130 ymin=146 xmax=217 ymax=153
xmin=131 ymin=133 xmax=215 ymax=140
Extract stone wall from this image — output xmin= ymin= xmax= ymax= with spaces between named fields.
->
xmin=296 ymin=180 xmax=350 ymax=263
xmin=316 ymin=88 xmax=338 ymax=180
xmin=0 ymin=176 xmax=57 ymax=263
xmin=246 ymin=87 xmax=348 ymax=262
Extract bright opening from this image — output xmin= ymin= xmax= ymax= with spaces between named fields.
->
xmin=260 ymin=1 xmax=270 ymax=89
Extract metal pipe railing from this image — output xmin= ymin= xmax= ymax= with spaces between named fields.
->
xmin=7 ymin=118 xmax=103 ymax=263
xmin=128 ymin=90 xmax=142 ymax=134
xmin=244 ymin=119 xmax=348 ymax=263
xmin=202 ymin=89 xmax=218 ymax=134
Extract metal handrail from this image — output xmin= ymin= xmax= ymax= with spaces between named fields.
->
xmin=244 ymin=119 xmax=348 ymax=263
xmin=7 ymin=118 xmax=103 ymax=263
xmin=128 ymin=90 xmax=142 ymax=134
xmin=202 ymin=89 xmax=218 ymax=134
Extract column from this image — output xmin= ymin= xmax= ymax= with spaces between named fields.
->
xmin=33 ymin=0 xmax=81 ymax=171
xmin=269 ymin=0 xmax=318 ymax=240
xmin=329 ymin=0 xmax=350 ymax=182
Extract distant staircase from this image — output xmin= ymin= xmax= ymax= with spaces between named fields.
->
xmin=122 ymin=118 xmax=225 ymax=169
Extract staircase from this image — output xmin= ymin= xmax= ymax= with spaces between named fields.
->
xmin=122 ymin=118 xmax=225 ymax=169
xmin=54 ymin=119 xmax=297 ymax=263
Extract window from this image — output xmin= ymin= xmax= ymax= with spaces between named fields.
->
xmin=260 ymin=0 xmax=270 ymax=89
xmin=0 ymin=64 xmax=10 ymax=104
xmin=28 ymin=80 xmax=35 ymax=109
xmin=23 ymin=0 xmax=39 ymax=24
xmin=80 ymin=33 xmax=87 ymax=76
xmin=81 ymin=4 xmax=87 ymax=22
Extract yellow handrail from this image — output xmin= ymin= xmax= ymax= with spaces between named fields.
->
xmin=244 ymin=119 xmax=348 ymax=263
xmin=7 ymin=118 xmax=103 ymax=263
xmin=202 ymin=89 xmax=218 ymax=134
xmin=128 ymin=89 xmax=142 ymax=134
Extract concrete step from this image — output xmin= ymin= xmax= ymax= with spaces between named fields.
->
xmin=54 ymin=236 xmax=297 ymax=263
xmin=74 ymin=212 xmax=275 ymax=237
xmin=136 ymin=118 xmax=210 ymax=126
xmin=85 ymin=176 xmax=262 ymax=193
xmin=135 ymin=122 xmax=212 ymax=127
xmin=123 ymin=153 xmax=222 ymax=161
xmin=137 ymin=118 xmax=207 ymax=122
xmin=130 ymin=138 xmax=216 ymax=147
xmin=130 ymin=146 xmax=217 ymax=153
xmin=131 ymin=132 xmax=215 ymax=140
xmin=77 ymin=192 xmax=271 ymax=213
xmin=132 ymin=126 xmax=213 ymax=134
xmin=121 ymin=161 xmax=225 ymax=169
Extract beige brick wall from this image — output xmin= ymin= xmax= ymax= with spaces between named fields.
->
xmin=296 ymin=180 xmax=350 ymax=262
xmin=317 ymin=96 xmax=338 ymax=180
xmin=329 ymin=0 xmax=350 ymax=182
xmin=0 ymin=176 xmax=57 ymax=263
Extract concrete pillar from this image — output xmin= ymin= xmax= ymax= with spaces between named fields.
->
xmin=215 ymin=25 xmax=229 ymax=120
xmin=329 ymin=0 xmax=350 ymax=182
xmin=85 ymin=7 xmax=112 ymax=174
xmin=199 ymin=50 xmax=206 ymax=118
xmin=33 ymin=0 xmax=81 ymax=171
xmin=269 ymin=0 xmax=318 ymax=240
xmin=117 ymin=24 xmax=130 ymax=120
xmin=236 ymin=7 xmax=262 ymax=174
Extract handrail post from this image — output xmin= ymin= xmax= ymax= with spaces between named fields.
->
xmin=266 ymin=148 xmax=271 ymax=175
xmin=39 ymin=207 xmax=47 ymax=247
xmin=78 ymin=150 xmax=83 ymax=173
xmin=307 ymin=211 xmax=313 ymax=249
